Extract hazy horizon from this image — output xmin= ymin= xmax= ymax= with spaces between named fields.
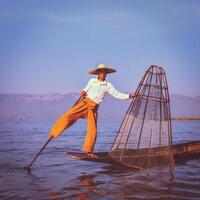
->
xmin=0 ymin=91 xmax=200 ymax=97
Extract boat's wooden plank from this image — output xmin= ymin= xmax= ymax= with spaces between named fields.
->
xmin=67 ymin=141 xmax=200 ymax=164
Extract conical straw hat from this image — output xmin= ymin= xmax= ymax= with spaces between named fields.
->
xmin=88 ymin=64 xmax=116 ymax=75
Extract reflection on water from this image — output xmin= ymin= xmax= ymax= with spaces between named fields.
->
xmin=0 ymin=120 xmax=200 ymax=199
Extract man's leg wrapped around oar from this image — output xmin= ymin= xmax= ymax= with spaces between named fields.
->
xmin=49 ymin=98 xmax=87 ymax=138
xmin=49 ymin=97 xmax=99 ymax=154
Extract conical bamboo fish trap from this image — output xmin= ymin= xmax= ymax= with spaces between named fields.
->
xmin=109 ymin=65 xmax=175 ymax=172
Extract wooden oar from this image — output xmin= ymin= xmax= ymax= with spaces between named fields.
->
xmin=26 ymin=136 xmax=53 ymax=170
xmin=26 ymin=95 xmax=84 ymax=170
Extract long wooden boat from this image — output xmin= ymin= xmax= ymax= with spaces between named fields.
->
xmin=67 ymin=141 xmax=200 ymax=165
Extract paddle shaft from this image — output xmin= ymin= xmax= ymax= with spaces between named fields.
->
xmin=26 ymin=95 xmax=84 ymax=170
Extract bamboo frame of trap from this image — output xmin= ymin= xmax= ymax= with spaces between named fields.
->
xmin=109 ymin=65 xmax=175 ymax=173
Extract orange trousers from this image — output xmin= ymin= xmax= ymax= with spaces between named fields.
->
xmin=49 ymin=97 xmax=99 ymax=152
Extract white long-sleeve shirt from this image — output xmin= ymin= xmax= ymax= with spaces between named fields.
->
xmin=82 ymin=78 xmax=129 ymax=104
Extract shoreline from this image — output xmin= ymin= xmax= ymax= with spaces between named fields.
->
xmin=171 ymin=117 xmax=200 ymax=121
xmin=0 ymin=117 xmax=200 ymax=121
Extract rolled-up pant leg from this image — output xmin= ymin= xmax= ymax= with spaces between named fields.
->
xmin=82 ymin=108 xmax=98 ymax=152
xmin=49 ymin=100 xmax=87 ymax=138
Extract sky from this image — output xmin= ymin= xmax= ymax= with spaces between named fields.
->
xmin=0 ymin=0 xmax=200 ymax=95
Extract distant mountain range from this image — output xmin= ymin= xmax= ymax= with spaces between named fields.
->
xmin=0 ymin=93 xmax=199 ymax=120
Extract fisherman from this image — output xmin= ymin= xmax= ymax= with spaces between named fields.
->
xmin=49 ymin=64 xmax=135 ymax=157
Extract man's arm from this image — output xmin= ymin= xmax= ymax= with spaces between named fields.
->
xmin=108 ymin=83 xmax=135 ymax=100
xmin=79 ymin=79 xmax=93 ymax=97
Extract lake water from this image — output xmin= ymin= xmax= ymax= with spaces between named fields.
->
xmin=0 ymin=120 xmax=200 ymax=200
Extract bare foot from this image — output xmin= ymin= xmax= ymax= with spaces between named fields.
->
xmin=86 ymin=152 xmax=97 ymax=159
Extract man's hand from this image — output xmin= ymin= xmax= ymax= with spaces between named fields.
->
xmin=129 ymin=92 xmax=136 ymax=98
xmin=79 ymin=90 xmax=87 ymax=97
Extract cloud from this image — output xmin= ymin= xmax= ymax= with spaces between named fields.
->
xmin=162 ymin=2 xmax=200 ymax=19
xmin=178 ymin=4 xmax=200 ymax=18
xmin=35 ymin=11 xmax=133 ymax=24
xmin=39 ymin=11 xmax=66 ymax=23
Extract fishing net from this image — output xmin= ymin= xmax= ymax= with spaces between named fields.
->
xmin=109 ymin=65 xmax=174 ymax=173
